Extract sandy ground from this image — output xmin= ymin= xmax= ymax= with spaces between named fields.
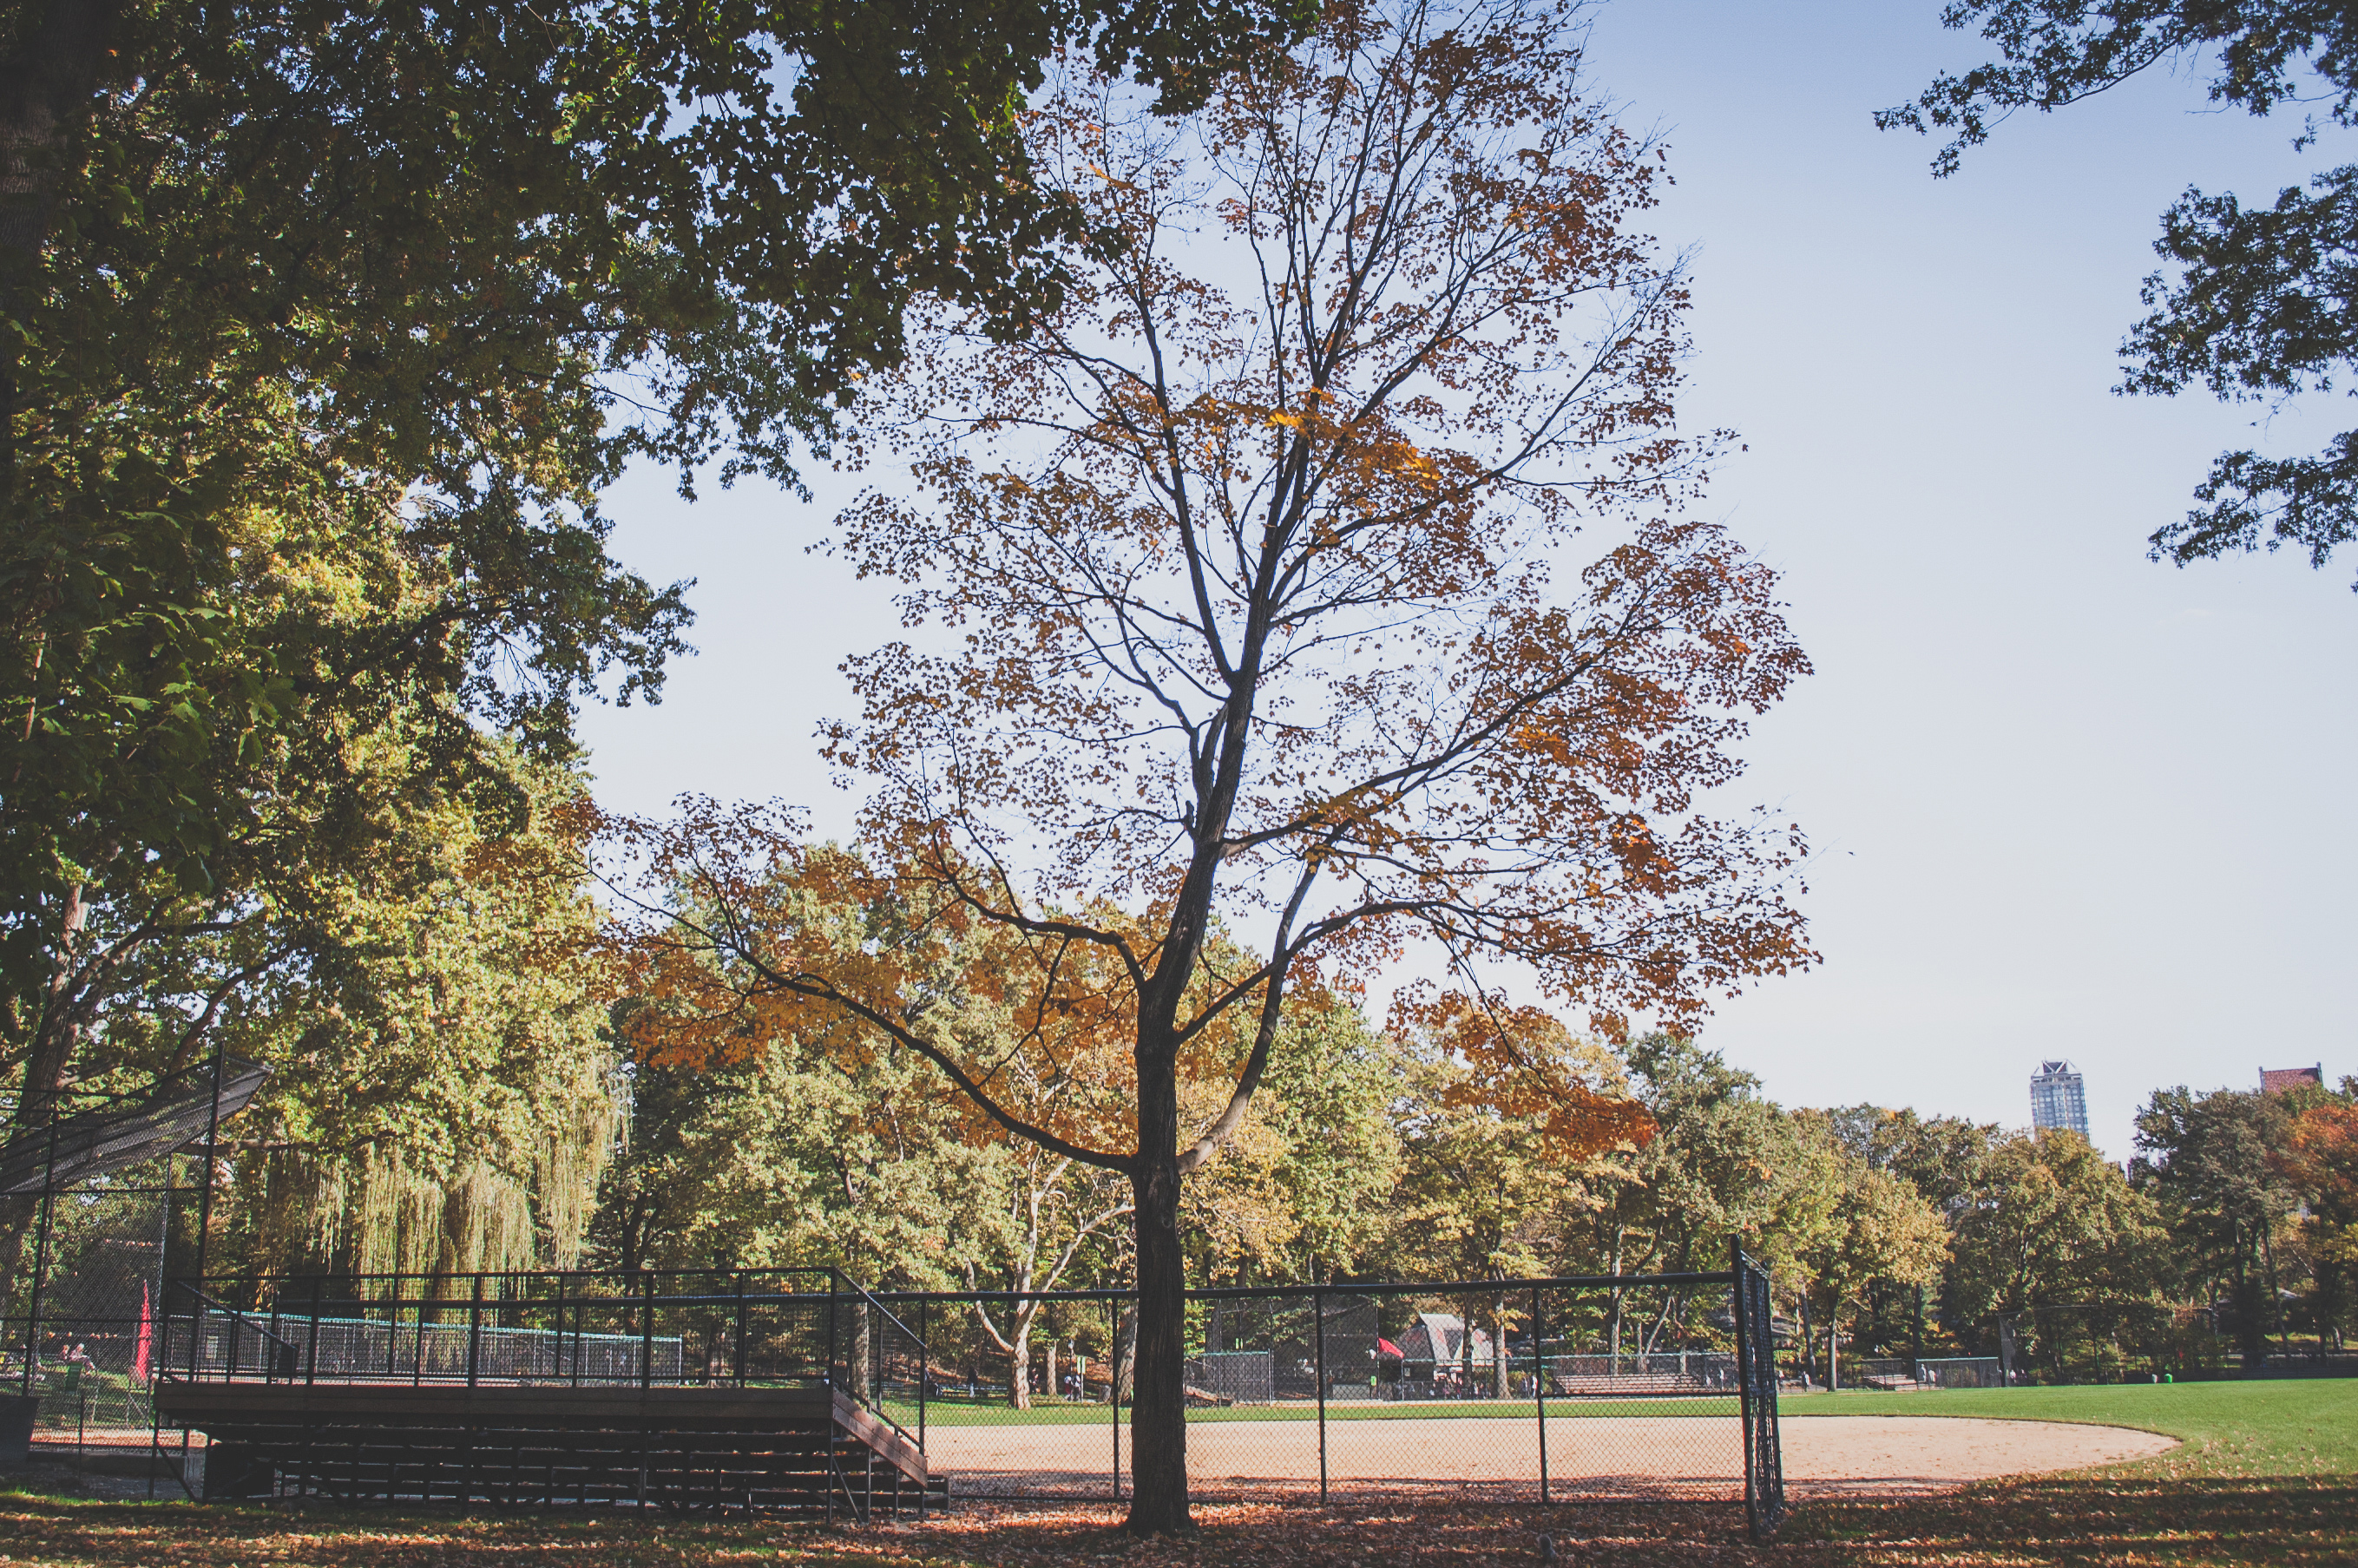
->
xmin=927 ymin=1413 xmax=2177 ymax=1500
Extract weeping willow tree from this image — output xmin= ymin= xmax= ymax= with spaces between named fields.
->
xmin=83 ymin=738 xmax=627 ymax=1283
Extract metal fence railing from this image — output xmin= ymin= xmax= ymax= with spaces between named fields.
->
xmin=166 ymin=1268 xmax=902 ymax=1382
xmin=157 ymin=1266 xmax=933 ymax=1470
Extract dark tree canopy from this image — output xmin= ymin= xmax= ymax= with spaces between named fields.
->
xmin=0 ymin=0 xmax=1310 ymax=1144
xmin=1881 ymin=2 xmax=2358 ymax=586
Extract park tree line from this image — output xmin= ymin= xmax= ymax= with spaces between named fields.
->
xmin=581 ymin=959 xmax=2358 ymax=1395
xmin=351 ymin=863 xmax=2305 ymax=1401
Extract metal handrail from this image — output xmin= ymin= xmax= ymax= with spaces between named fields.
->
xmin=161 ymin=1281 xmax=301 ymax=1382
xmin=831 ymin=1271 xmax=929 ymax=1454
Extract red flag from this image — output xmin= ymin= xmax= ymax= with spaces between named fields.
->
xmin=133 ymin=1282 xmax=153 ymax=1381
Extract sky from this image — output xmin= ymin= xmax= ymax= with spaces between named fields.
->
xmin=575 ymin=0 xmax=2358 ymax=1161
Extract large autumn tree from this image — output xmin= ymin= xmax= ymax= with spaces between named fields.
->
xmin=608 ymin=0 xmax=1811 ymax=1532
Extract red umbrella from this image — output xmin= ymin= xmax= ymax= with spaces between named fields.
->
xmin=1376 ymin=1337 xmax=1403 ymax=1358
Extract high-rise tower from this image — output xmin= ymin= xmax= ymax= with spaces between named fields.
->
xmin=2030 ymin=1060 xmax=2089 ymax=1141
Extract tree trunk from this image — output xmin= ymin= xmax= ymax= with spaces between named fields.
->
xmin=1606 ymin=1224 xmax=1625 ymax=1369
xmin=1125 ymin=1099 xmax=1189 ymax=1533
xmin=1492 ymin=1292 xmax=1507 ymax=1400
xmin=1113 ymin=1304 xmax=1137 ymax=1401
xmin=0 ymin=0 xmax=121 ymax=494
xmin=2260 ymin=1224 xmax=2289 ymax=1360
xmin=0 ymin=882 xmax=89 ymax=1302
xmin=1008 ymin=1319 xmax=1032 ymax=1410
xmin=1046 ymin=1339 xmax=1059 ymax=1401
xmin=2232 ymin=1228 xmax=2268 ymax=1368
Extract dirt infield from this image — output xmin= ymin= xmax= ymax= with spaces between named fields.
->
xmin=929 ymin=1413 xmax=2177 ymax=1500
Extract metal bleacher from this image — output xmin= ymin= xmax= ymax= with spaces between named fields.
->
xmin=151 ymin=1269 xmax=942 ymax=1519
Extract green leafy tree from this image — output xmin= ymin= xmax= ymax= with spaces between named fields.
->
xmin=1951 ymin=1129 xmax=2171 ymax=1378
xmin=1573 ymin=1034 xmax=1841 ymax=1372
xmin=2135 ymin=1085 xmax=2303 ymax=1363
xmin=591 ymin=1043 xmax=1010 ymax=1293
xmin=1 ymin=0 xmax=1314 ymax=1149
xmin=1788 ymin=1116 xmax=1949 ymax=1388
xmin=1385 ymin=1012 xmax=1639 ymax=1394
xmin=1221 ymin=989 xmax=1405 ymax=1284
xmin=1823 ymin=1104 xmax=2000 ymax=1217
xmin=1598 ymin=1034 xmax=1835 ymax=1276
xmin=1881 ymin=2 xmax=2358 ymax=584
xmin=61 ymin=746 xmax=631 ymax=1286
xmin=1818 ymin=1104 xmax=2001 ymax=1358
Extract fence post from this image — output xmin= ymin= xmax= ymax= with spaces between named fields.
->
xmin=917 ymin=1296 xmax=929 ymax=1451
xmin=19 ymin=1113 xmax=62 ymax=1395
xmin=1912 ymin=1283 xmax=1925 ymax=1382
xmin=1314 ymin=1281 xmax=1328 ymax=1505
xmin=467 ymin=1273 xmax=484 ymax=1388
xmin=640 ymin=1270 xmax=657 ymax=1389
xmin=1731 ymin=1237 xmax=1755 ymax=1535
xmin=411 ymin=1276 xmax=432 ymax=1387
xmin=1534 ymin=1283 xmax=1548 ymax=1505
xmin=734 ymin=1272 xmax=748 ymax=1388
xmin=1110 ymin=1295 xmax=1121 ymax=1500
xmin=183 ymin=1282 xmax=201 ymax=1381
xmin=305 ymin=1276 xmax=322 ymax=1387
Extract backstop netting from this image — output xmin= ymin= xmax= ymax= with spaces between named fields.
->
xmin=881 ymin=1254 xmax=1784 ymax=1534
xmin=0 ymin=1165 xmax=176 ymax=1445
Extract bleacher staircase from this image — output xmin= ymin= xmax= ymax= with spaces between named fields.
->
xmin=155 ymin=1381 xmax=943 ymax=1518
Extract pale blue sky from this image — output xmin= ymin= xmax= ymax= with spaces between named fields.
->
xmin=576 ymin=0 xmax=2358 ymax=1159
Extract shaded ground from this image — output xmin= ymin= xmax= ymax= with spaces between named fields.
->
xmin=0 ymin=1479 xmax=2350 ymax=1567
xmin=0 ymin=1378 xmax=2345 ymax=1565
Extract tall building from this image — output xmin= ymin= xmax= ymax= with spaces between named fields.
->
xmin=2030 ymin=1060 xmax=2089 ymax=1141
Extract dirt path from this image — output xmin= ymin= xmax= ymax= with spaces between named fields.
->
xmin=928 ymin=1413 xmax=2177 ymax=1499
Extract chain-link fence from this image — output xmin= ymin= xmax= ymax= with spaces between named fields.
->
xmin=872 ymin=1248 xmax=1783 ymax=1539
xmin=1847 ymin=1355 xmax=2007 ymax=1390
xmin=1993 ymin=1302 xmax=2225 ymax=1385
xmin=0 ymin=1174 xmax=172 ymax=1442
xmin=0 ymin=1053 xmax=267 ymax=1453
xmin=155 ymin=1254 xmax=1783 ymax=1537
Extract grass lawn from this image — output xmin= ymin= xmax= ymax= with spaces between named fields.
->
xmin=1780 ymin=1378 xmax=2358 ymax=1477
xmin=0 ymin=1376 xmax=2348 ymax=1565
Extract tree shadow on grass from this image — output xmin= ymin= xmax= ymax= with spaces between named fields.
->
xmin=0 ymin=1479 xmax=2350 ymax=1566
xmin=1796 ymin=1474 xmax=2358 ymax=1566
